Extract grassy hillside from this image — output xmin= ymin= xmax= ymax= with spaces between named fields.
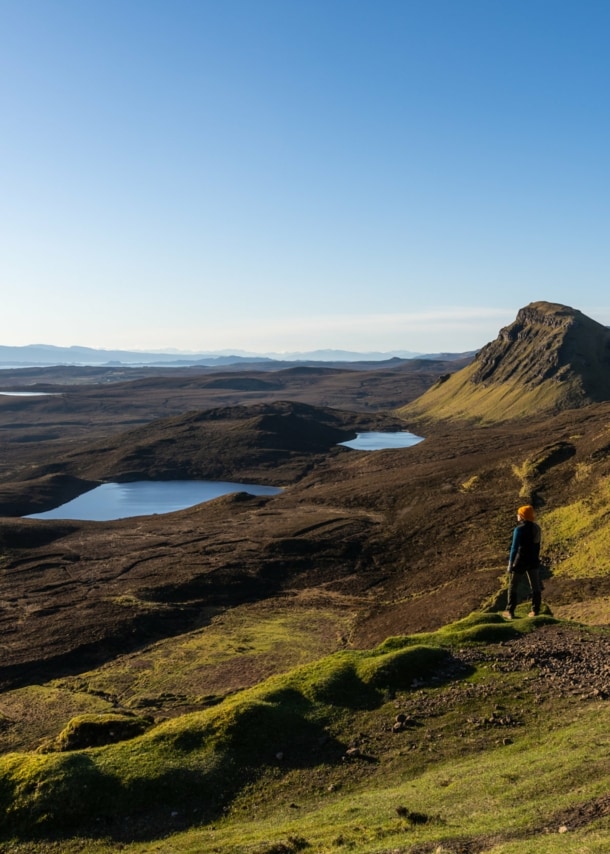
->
xmin=2 ymin=325 xmax=610 ymax=851
xmin=2 ymin=403 xmax=609 ymax=851
xmin=0 ymin=613 xmax=609 ymax=852
xmin=398 ymin=361 xmax=568 ymax=422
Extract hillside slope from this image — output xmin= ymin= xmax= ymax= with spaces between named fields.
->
xmin=1 ymin=614 xmax=610 ymax=853
xmin=3 ymin=398 xmax=610 ymax=692
xmin=401 ymin=301 xmax=610 ymax=421
xmin=2 ymin=309 xmax=610 ymax=850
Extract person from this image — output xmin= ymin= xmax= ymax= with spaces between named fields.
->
xmin=503 ymin=504 xmax=542 ymax=619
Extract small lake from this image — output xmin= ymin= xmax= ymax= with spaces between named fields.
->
xmin=24 ymin=433 xmax=422 ymax=521
xmin=339 ymin=431 xmax=423 ymax=450
xmin=26 ymin=480 xmax=282 ymax=522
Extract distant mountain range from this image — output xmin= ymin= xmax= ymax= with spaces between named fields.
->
xmin=0 ymin=344 xmax=471 ymax=367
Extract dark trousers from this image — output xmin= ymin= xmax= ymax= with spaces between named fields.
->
xmin=507 ymin=566 xmax=542 ymax=615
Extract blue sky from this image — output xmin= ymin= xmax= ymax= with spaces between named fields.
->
xmin=2 ymin=0 xmax=609 ymax=355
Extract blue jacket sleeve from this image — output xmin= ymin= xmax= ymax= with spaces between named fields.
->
xmin=508 ymin=526 xmax=521 ymax=569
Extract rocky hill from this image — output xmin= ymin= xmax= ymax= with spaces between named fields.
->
xmin=401 ymin=301 xmax=610 ymax=421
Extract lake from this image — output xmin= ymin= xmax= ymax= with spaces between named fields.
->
xmin=26 ymin=480 xmax=282 ymax=522
xmin=24 ymin=432 xmax=422 ymax=521
xmin=339 ymin=431 xmax=423 ymax=450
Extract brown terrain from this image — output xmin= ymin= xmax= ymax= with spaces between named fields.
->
xmin=0 ymin=354 xmax=469 ymax=689
xmin=1 ymin=302 xmax=610 ymax=850
xmin=0 ymin=302 xmax=608 ymax=712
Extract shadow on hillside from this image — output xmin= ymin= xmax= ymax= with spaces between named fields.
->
xmin=0 ymin=585 xmax=280 ymax=693
xmin=0 ymin=646 xmax=480 ymax=843
xmin=3 ymin=700 xmax=347 ymax=843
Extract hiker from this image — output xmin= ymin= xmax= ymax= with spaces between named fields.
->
xmin=503 ymin=504 xmax=542 ymax=619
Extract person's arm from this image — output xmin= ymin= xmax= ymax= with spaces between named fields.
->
xmin=508 ymin=526 xmax=521 ymax=570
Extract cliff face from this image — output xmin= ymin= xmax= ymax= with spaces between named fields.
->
xmin=401 ymin=302 xmax=610 ymax=421
xmin=471 ymin=302 xmax=610 ymax=394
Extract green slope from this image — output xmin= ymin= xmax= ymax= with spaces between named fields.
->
xmin=1 ymin=613 xmax=610 ymax=853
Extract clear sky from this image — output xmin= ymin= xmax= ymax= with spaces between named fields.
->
xmin=2 ymin=0 xmax=609 ymax=355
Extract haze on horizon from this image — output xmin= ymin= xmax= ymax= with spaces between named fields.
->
xmin=2 ymin=1 xmax=610 ymax=355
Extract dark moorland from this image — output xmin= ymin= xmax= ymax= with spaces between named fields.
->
xmin=0 ymin=303 xmax=609 ymax=853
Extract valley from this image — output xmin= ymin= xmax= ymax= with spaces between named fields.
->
xmin=0 ymin=304 xmax=609 ymax=852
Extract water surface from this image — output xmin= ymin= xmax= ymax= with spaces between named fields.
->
xmin=27 ymin=480 xmax=282 ymax=522
xmin=339 ymin=431 xmax=423 ymax=450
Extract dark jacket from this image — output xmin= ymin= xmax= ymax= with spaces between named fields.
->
xmin=508 ymin=520 xmax=541 ymax=572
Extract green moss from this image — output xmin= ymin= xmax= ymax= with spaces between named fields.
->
xmin=55 ymin=603 xmax=354 ymax=712
xmin=156 ymin=702 xmax=610 ymax=854
xmin=0 ymin=629 xmax=447 ymax=834
xmin=302 ymin=657 xmax=372 ymax=707
xmin=39 ymin=714 xmax=151 ymax=753
xmin=0 ymin=684 xmax=114 ymax=755
xmin=356 ymin=645 xmax=446 ymax=690
xmin=376 ymin=611 xmax=558 ymax=651
xmin=0 ymin=752 xmax=120 ymax=832
xmin=544 ymin=487 xmax=610 ymax=578
xmin=0 ymin=612 xmax=580 ymax=839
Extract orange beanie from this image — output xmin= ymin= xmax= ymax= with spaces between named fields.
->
xmin=518 ymin=505 xmax=536 ymax=521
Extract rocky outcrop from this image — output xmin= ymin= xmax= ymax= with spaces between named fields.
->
xmin=471 ymin=302 xmax=610 ymax=396
xmin=401 ymin=302 xmax=610 ymax=421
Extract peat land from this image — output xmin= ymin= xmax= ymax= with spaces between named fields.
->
xmin=0 ymin=303 xmax=610 ymax=852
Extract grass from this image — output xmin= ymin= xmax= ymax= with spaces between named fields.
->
xmin=72 ymin=600 xmax=355 ymax=704
xmin=1 ymin=612 xmax=608 ymax=853
xmin=511 ymin=458 xmax=536 ymax=499
xmin=2 ymin=676 xmax=608 ymax=852
xmin=37 ymin=713 xmax=151 ymax=753
xmin=543 ymin=483 xmax=610 ymax=578
xmin=0 ymin=599 xmax=357 ymax=755
xmin=0 ymin=685 xmax=112 ymax=755
xmin=0 ymin=630 xmax=460 ymax=837
xmin=202 ymin=706 xmax=610 ymax=853
xmin=398 ymin=364 xmax=569 ymax=422
xmin=460 ymin=474 xmax=479 ymax=492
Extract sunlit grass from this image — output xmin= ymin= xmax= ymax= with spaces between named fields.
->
xmin=0 ymin=626 xmax=457 ymax=837
xmin=50 ymin=601 xmax=357 ymax=707
xmin=180 ymin=702 xmax=610 ymax=853
xmin=0 ymin=614 xmax=609 ymax=852
xmin=460 ymin=474 xmax=480 ymax=492
xmin=0 ymin=685 xmax=113 ymax=754
xmin=21 ymin=700 xmax=607 ymax=854
xmin=399 ymin=363 xmax=570 ymax=422
xmin=0 ymin=600 xmax=358 ymax=761
xmin=544 ymin=486 xmax=610 ymax=578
